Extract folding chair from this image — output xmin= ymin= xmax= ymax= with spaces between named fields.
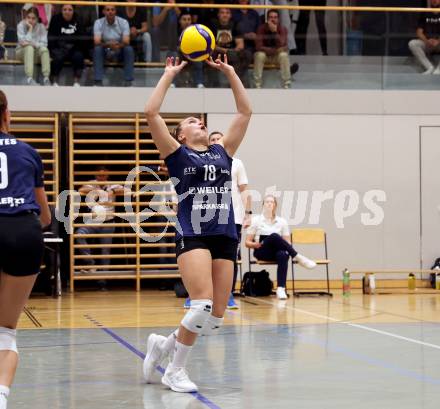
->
xmin=291 ymin=228 xmax=332 ymax=297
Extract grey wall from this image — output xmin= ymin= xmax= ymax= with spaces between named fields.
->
xmin=3 ymin=85 xmax=439 ymax=280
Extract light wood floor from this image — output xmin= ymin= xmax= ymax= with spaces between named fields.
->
xmin=20 ymin=289 xmax=440 ymax=330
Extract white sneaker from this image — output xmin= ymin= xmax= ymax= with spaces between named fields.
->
xmin=43 ymin=77 xmax=51 ymax=86
xmin=433 ymin=67 xmax=440 ymax=75
xmin=73 ymin=82 xmax=81 ymax=87
xmin=423 ymin=67 xmax=434 ymax=75
xmin=0 ymin=395 xmax=7 ymax=409
xmin=143 ymin=333 xmax=166 ymax=383
xmin=276 ymin=287 xmax=288 ymax=300
xmin=52 ymin=82 xmax=59 ymax=87
xmin=196 ymin=83 xmax=204 ymax=88
xmin=294 ymin=254 xmax=317 ymax=269
xmin=161 ymin=364 xmax=198 ymax=393
xmin=26 ymin=77 xmax=37 ymax=85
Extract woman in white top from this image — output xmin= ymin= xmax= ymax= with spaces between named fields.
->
xmin=245 ymin=194 xmax=316 ymax=299
xmin=16 ymin=7 xmax=51 ymax=85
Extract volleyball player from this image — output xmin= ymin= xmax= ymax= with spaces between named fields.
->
xmin=142 ymin=55 xmax=252 ymax=393
xmin=0 ymin=90 xmax=51 ymax=409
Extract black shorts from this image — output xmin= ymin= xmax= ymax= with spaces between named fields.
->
xmin=176 ymin=235 xmax=238 ymax=262
xmin=0 ymin=212 xmax=44 ymax=277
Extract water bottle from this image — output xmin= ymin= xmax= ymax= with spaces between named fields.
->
xmin=436 ymin=273 xmax=440 ymax=291
xmin=369 ymin=273 xmax=376 ymax=294
xmin=342 ymin=268 xmax=350 ymax=297
xmin=408 ymin=273 xmax=416 ymax=290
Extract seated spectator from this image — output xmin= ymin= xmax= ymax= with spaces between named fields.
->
xmin=245 ymin=195 xmax=316 ymax=300
xmin=1 ymin=4 xmax=22 ymax=42
xmin=93 ymin=5 xmax=134 ymax=87
xmin=409 ymin=0 xmax=440 ymax=74
xmin=118 ymin=0 xmax=152 ymax=62
xmin=253 ymin=9 xmax=290 ymax=89
xmin=16 ymin=7 xmax=51 ymax=86
xmin=151 ymin=0 xmax=180 ymax=62
xmin=232 ymin=0 xmax=260 ymax=53
xmin=48 ymin=4 xmax=85 ymax=87
xmin=23 ymin=3 xmax=54 ymax=28
xmin=211 ymin=7 xmax=252 ymax=87
xmin=0 ymin=15 xmax=5 ymax=60
xmin=176 ymin=12 xmax=204 ymax=88
xmin=76 ymin=166 xmax=129 ymax=288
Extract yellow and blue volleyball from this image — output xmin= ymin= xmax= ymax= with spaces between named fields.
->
xmin=179 ymin=24 xmax=216 ymax=62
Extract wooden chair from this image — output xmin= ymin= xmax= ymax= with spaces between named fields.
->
xmin=291 ymin=228 xmax=332 ymax=297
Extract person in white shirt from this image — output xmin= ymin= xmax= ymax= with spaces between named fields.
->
xmin=245 ymin=194 xmax=316 ymax=299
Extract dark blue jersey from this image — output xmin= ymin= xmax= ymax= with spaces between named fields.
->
xmin=165 ymin=143 xmax=237 ymax=241
xmin=0 ymin=132 xmax=44 ymax=215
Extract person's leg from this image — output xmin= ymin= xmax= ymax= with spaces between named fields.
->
xmin=144 ymin=248 xmax=213 ymax=392
xmin=409 ymin=39 xmax=434 ymax=72
xmin=93 ymin=45 xmax=105 ymax=82
xmin=150 ymin=26 xmax=161 ymax=62
xmin=275 ymin=250 xmax=289 ymax=299
xmin=231 ymin=224 xmax=242 ymax=293
xmin=75 ymin=226 xmax=96 ymax=269
xmin=120 ymin=45 xmax=135 ymax=83
xmin=277 ymin=51 xmax=291 ymax=88
xmin=0 ymin=273 xmax=38 ymax=406
xmin=142 ymin=32 xmax=152 ymax=62
xmin=253 ymin=51 xmax=266 ymax=88
xmin=50 ymin=49 xmax=67 ymax=83
xmin=36 ymin=46 xmax=51 ymax=81
xmin=99 ymin=226 xmax=115 ymax=270
xmin=16 ymin=45 xmax=35 ymax=80
xmin=314 ymin=9 xmax=328 ymax=55
xmin=295 ymin=2 xmax=310 ymax=55
xmin=71 ymin=49 xmax=85 ymax=83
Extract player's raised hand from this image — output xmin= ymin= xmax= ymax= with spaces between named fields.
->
xmin=206 ymin=54 xmax=234 ymax=75
xmin=164 ymin=56 xmax=188 ymax=76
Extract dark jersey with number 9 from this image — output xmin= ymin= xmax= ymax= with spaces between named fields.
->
xmin=165 ymin=143 xmax=237 ymax=240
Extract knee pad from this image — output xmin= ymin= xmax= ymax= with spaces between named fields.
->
xmin=201 ymin=315 xmax=224 ymax=336
xmin=181 ymin=299 xmax=212 ymax=334
xmin=0 ymin=327 xmax=17 ymax=354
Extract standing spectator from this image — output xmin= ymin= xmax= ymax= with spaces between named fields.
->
xmin=76 ymin=166 xmax=128 ymax=285
xmin=151 ymin=0 xmax=181 ymax=62
xmin=0 ymin=15 xmax=5 ymax=60
xmin=295 ymin=0 xmax=328 ymax=55
xmin=118 ymin=0 xmax=152 ymax=62
xmin=253 ymin=9 xmax=291 ymax=89
xmin=16 ymin=7 xmax=51 ymax=86
xmin=23 ymin=3 xmax=54 ymax=28
xmin=211 ymin=7 xmax=252 ymax=87
xmin=409 ymin=0 xmax=440 ymax=74
xmin=93 ymin=4 xmax=134 ymax=87
xmin=176 ymin=11 xmax=204 ymax=88
xmin=233 ymin=0 xmax=260 ymax=53
xmin=48 ymin=4 xmax=85 ymax=87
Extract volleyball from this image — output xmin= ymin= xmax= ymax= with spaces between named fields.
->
xmin=179 ymin=24 xmax=216 ymax=62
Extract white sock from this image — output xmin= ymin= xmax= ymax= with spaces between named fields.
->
xmin=162 ymin=329 xmax=178 ymax=354
xmin=0 ymin=385 xmax=9 ymax=409
xmin=170 ymin=341 xmax=192 ymax=369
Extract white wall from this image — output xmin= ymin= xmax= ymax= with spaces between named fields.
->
xmin=3 ymin=85 xmax=439 ymax=280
